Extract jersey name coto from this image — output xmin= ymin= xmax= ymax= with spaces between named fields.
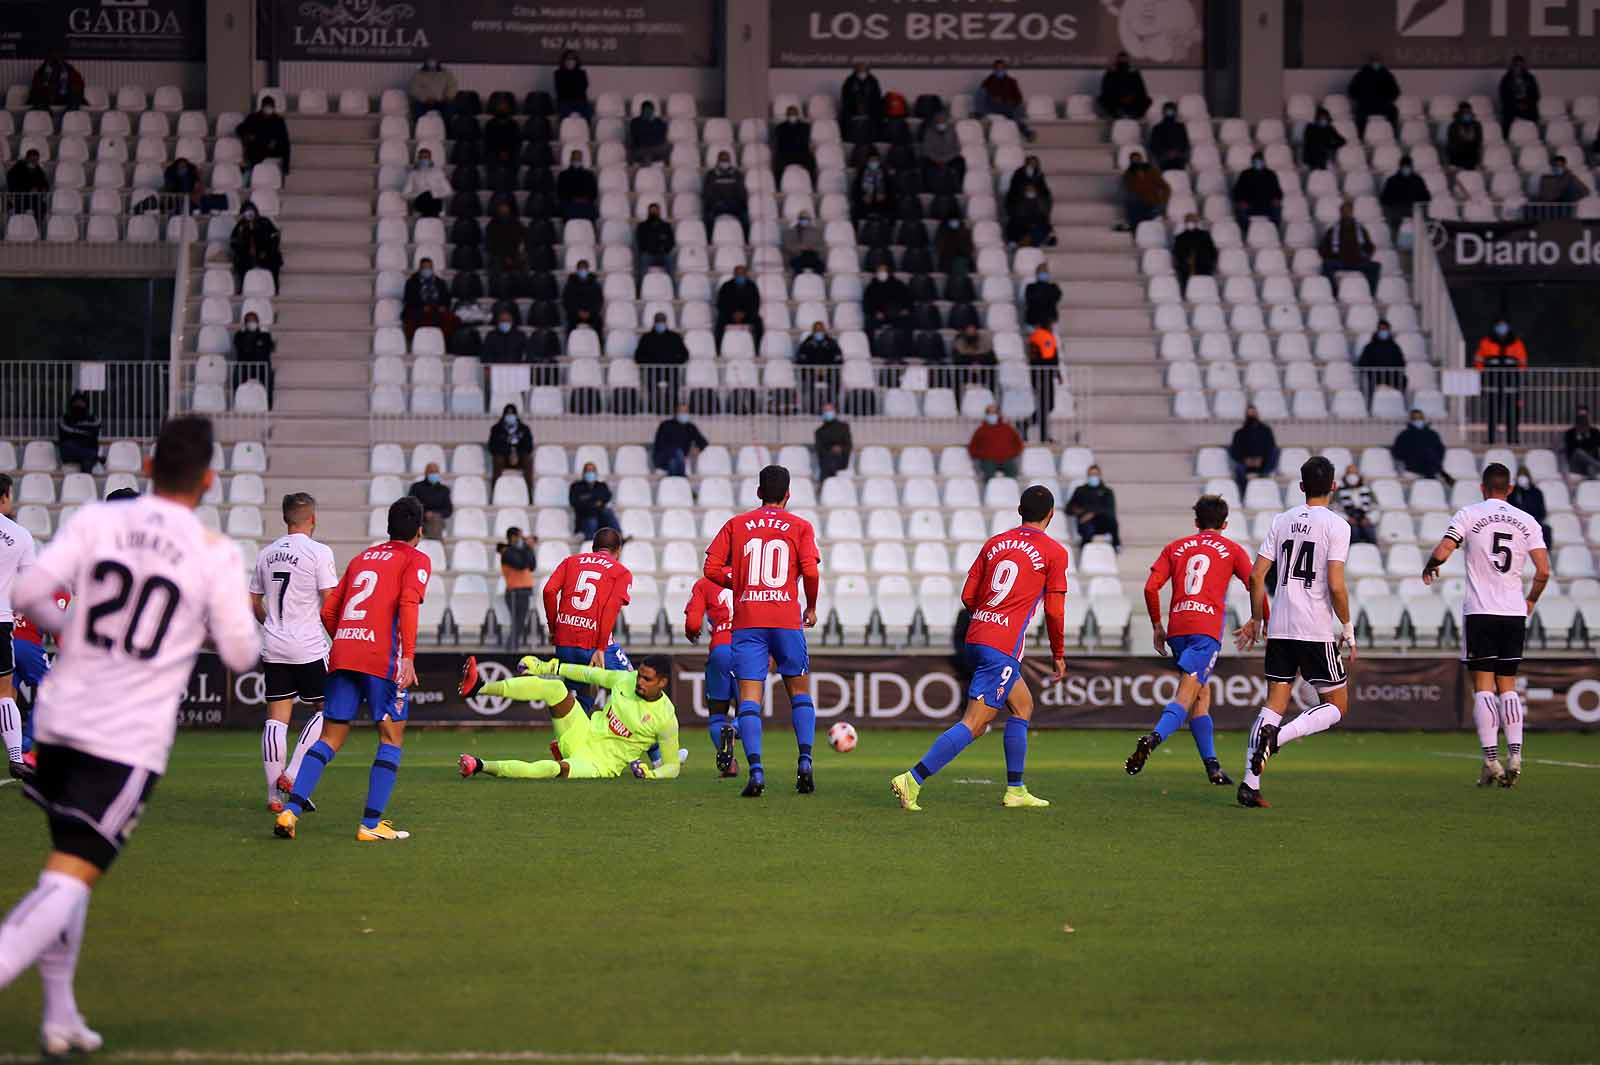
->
xmin=556 ymin=611 xmax=598 ymax=631
xmin=334 ymin=626 xmax=376 ymax=642
xmin=971 ymin=608 xmax=1010 ymax=626
xmin=115 ymin=528 xmax=187 ymax=566
xmin=740 ymin=588 xmax=794 ymax=603
xmin=985 ymin=538 xmax=1045 ymax=569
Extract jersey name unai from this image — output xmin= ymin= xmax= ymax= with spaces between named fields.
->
xmin=325 ymin=541 xmax=430 ymax=679
xmin=685 ymin=576 xmax=734 ymax=647
xmin=706 ymin=507 xmax=821 ymax=629
xmin=250 ymin=533 xmax=339 ymax=663
xmin=19 ymin=497 xmax=260 ymax=774
xmin=1446 ymin=499 xmax=1546 ymax=617
xmin=1258 ymin=505 xmax=1352 ymax=641
xmin=547 ymin=552 xmax=632 ymax=648
xmin=962 ymin=525 xmax=1070 ymax=658
xmin=0 ymin=512 xmax=38 ymax=624
xmin=1149 ymin=532 xmax=1252 ymax=639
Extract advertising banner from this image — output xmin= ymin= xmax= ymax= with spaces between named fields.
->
xmin=769 ymin=0 xmax=1205 ymax=69
xmin=1298 ymin=0 xmax=1600 ymax=68
xmin=1429 ymin=218 xmax=1600 ymax=282
xmin=268 ymin=0 xmax=716 ymax=66
xmin=0 ymin=0 xmax=205 ymax=62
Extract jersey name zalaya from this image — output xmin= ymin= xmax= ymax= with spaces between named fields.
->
xmin=545 ymin=551 xmax=632 ymax=649
xmin=1445 ymin=499 xmax=1546 ymax=617
xmin=0 ymin=511 xmax=38 ymax=624
xmin=1257 ymin=505 xmax=1351 ymax=642
xmin=18 ymin=497 xmax=260 ymax=774
xmin=705 ymin=507 xmax=821 ymax=629
xmin=250 ymin=533 xmax=339 ymax=664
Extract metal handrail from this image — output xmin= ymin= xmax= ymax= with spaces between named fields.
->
xmin=168 ymin=221 xmax=194 ymax=420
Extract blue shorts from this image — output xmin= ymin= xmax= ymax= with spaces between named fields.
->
xmin=732 ymin=628 xmax=809 ymax=681
xmin=966 ymin=644 xmax=1024 ymax=711
xmin=705 ymin=644 xmax=736 ymax=703
xmin=1168 ymin=633 xmax=1222 ymax=684
xmin=14 ymin=640 xmax=49 ymax=690
xmin=323 ymin=670 xmax=410 ymax=723
xmin=556 ymin=642 xmax=630 ymax=672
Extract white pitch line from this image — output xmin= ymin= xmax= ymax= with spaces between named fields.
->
xmin=0 ymin=1054 xmax=1489 ymax=1065
xmin=1428 ymin=751 xmax=1600 ymax=769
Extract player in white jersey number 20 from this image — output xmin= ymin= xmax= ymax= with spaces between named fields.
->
xmin=0 ymin=417 xmax=261 ymax=1058
xmin=1232 ymin=456 xmax=1356 ymax=809
xmin=1423 ymin=462 xmax=1550 ymax=788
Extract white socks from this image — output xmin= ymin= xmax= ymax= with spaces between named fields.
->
xmin=36 ymin=889 xmax=89 ymax=1029
xmin=1473 ymin=691 xmax=1501 ymax=761
xmin=1242 ymin=708 xmax=1282 ymax=790
xmin=261 ymin=719 xmax=287 ymax=801
xmin=1499 ymin=691 xmax=1524 ymax=759
xmin=0 ymin=871 xmax=92 ymax=993
xmin=0 ymin=697 xmax=22 ymax=762
xmin=1278 ymin=702 xmax=1344 ymax=746
xmin=286 ymin=712 xmax=324 ymax=784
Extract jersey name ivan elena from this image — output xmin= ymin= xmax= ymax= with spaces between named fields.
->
xmin=544 ymin=551 xmax=632 ymax=649
xmin=1146 ymin=531 xmax=1252 ymax=639
xmin=323 ymin=540 xmax=430 ymax=679
xmin=961 ymin=525 xmax=1070 ymax=658
xmin=705 ymin=506 xmax=820 ymax=629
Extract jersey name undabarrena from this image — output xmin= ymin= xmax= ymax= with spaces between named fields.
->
xmin=1257 ymin=505 xmax=1351 ymax=642
xmin=17 ymin=497 xmax=260 ymax=774
xmin=685 ymin=575 xmax=734 ymax=648
xmin=250 ymin=533 xmax=339 ymax=664
xmin=323 ymin=541 xmax=430 ymax=679
xmin=705 ymin=507 xmax=821 ymax=629
xmin=0 ymin=512 xmax=38 ymax=624
xmin=1146 ymin=531 xmax=1252 ymax=639
xmin=544 ymin=551 xmax=632 ymax=649
xmin=1445 ymin=499 xmax=1546 ymax=616
xmin=961 ymin=525 xmax=1070 ymax=658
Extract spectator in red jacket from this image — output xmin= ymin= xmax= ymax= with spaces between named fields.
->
xmin=977 ymin=59 xmax=1035 ymax=142
xmin=968 ymin=404 xmax=1024 ymax=481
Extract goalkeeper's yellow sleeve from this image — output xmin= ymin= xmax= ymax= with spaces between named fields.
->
xmin=639 ymin=722 xmax=681 ymax=780
xmin=555 ymin=662 xmax=633 ymax=691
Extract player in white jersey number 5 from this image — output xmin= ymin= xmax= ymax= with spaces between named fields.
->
xmin=1232 ymin=456 xmax=1356 ymax=808
xmin=1423 ymin=462 xmax=1550 ymax=787
xmin=0 ymin=417 xmax=261 ymax=1058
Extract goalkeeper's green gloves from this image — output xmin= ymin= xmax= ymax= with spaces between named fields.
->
xmin=518 ymin=655 xmax=561 ymax=676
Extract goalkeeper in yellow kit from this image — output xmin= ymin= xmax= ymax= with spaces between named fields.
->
xmin=456 ymin=653 xmax=681 ymax=781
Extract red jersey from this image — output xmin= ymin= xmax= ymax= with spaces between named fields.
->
xmin=1144 ymin=531 xmax=1252 ymax=639
xmin=704 ymin=506 xmax=821 ymax=630
xmin=961 ymin=525 xmax=1070 ymax=659
xmin=684 ymin=576 xmax=734 ymax=647
xmin=542 ymin=551 xmax=632 ymax=650
xmin=13 ymin=590 xmax=70 ymax=645
xmin=320 ymin=540 xmax=431 ymax=680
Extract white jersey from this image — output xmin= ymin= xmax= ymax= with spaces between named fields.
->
xmin=1257 ymin=504 xmax=1352 ymax=642
xmin=249 ymin=533 xmax=338 ymax=664
xmin=1445 ymin=499 xmax=1546 ymax=617
xmin=15 ymin=497 xmax=260 ymax=774
xmin=0 ymin=512 xmax=37 ymax=624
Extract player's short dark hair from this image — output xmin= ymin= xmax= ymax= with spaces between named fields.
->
xmin=282 ymin=491 xmax=316 ymax=526
xmin=1482 ymin=462 xmax=1512 ymax=494
xmin=1019 ymin=484 xmax=1054 ymax=522
xmin=0 ymin=473 xmax=11 ymax=502
xmin=150 ymin=416 xmax=214 ymax=496
xmin=1300 ymin=456 xmax=1336 ymax=498
xmin=637 ymin=654 xmax=671 ymax=678
xmin=1194 ymin=494 xmax=1229 ymax=530
xmin=387 ymin=494 xmax=424 ymax=541
xmin=106 ymin=486 xmax=139 ymax=501
xmin=593 ymin=526 xmax=622 ymax=554
xmin=758 ymin=464 xmax=790 ymax=504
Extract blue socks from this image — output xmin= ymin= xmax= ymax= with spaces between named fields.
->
xmin=791 ymin=694 xmax=815 ymax=769
xmin=1190 ymin=714 xmax=1218 ymax=763
xmin=911 ymin=722 xmax=974 ymax=784
xmin=286 ymin=739 xmax=334 ymax=815
xmin=707 ymin=710 xmax=729 ymax=751
xmin=1153 ymin=700 xmax=1187 ymax=741
xmin=1003 ymin=717 xmax=1029 ymax=787
xmin=361 ymin=743 xmax=403 ymax=829
xmin=736 ymin=699 xmax=764 ymax=781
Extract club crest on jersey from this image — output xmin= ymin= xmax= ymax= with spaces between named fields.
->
xmin=417 ymin=568 xmax=428 ymax=585
xmin=606 ymin=708 xmax=632 ymax=738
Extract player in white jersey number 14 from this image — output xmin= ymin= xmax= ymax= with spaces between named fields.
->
xmin=1231 ymin=456 xmax=1356 ymax=809
xmin=1423 ymin=462 xmax=1550 ymax=788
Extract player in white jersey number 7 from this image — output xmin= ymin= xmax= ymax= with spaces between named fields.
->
xmin=1231 ymin=456 xmax=1357 ymax=808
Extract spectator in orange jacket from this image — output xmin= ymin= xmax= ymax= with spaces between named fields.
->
xmin=1474 ymin=317 xmax=1528 ymax=445
xmin=1027 ymin=325 xmax=1062 ymax=442
xmin=968 ymin=404 xmax=1024 ymax=481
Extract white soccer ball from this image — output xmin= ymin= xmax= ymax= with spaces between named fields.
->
xmin=828 ymin=721 xmax=857 ymax=753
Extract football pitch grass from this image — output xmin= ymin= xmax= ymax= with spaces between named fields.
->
xmin=2 ymin=727 xmax=1598 ymax=1064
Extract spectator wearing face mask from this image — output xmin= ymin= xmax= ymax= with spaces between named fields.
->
xmin=1564 ymin=405 xmax=1600 ymax=477
xmin=851 ymin=151 xmax=894 ymax=223
xmin=919 ymin=111 xmax=964 ymax=185
xmin=703 ymin=151 xmax=749 ymax=236
xmin=27 ymin=52 xmax=84 ymax=110
xmin=1006 ymin=156 xmax=1052 ymax=216
xmin=1391 ymin=408 xmax=1450 ymax=482
xmin=229 ymin=205 xmax=283 ymax=293
xmin=488 ymin=404 xmax=534 ymax=492
xmin=232 ymin=311 xmax=276 ymax=405
xmin=796 ymin=321 xmax=842 ymax=407
xmin=950 ymin=323 xmax=996 ymax=392
xmin=773 ymin=106 xmax=816 ymax=180
xmin=1318 ymin=200 xmax=1379 ymax=293
xmin=482 ymin=95 xmax=522 ymax=188
xmin=1356 ymin=319 xmax=1406 ymax=403
xmin=977 ymin=59 xmax=1035 ymax=142
xmin=635 ymin=202 xmax=675 ymax=274
xmin=409 ymin=58 xmax=457 ymax=119
xmin=628 ymin=100 xmax=668 ymax=165
xmin=1335 ymin=465 xmax=1378 ymax=546
xmin=408 ymin=461 xmax=454 ymax=540
xmin=1300 ymin=107 xmax=1347 ymax=171
xmin=1446 ymin=104 xmax=1483 ymax=171
xmin=485 ymin=200 xmax=528 ymax=275
xmin=635 ymin=312 xmax=687 ymax=410
xmin=56 ymin=392 xmax=100 ymax=472
xmin=1147 ymin=102 xmax=1190 ymax=171
xmin=1474 ymin=318 xmax=1527 ymax=445
xmin=1228 ymin=405 xmax=1278 ymax=495
xmin=1348 ymin=53 xmax=1400 ymax=137
xmin=935 ymin=216 xmax=975 ymax=276
xmin=238 ymin=96 xmax=291 ymax=174
xmin=1024 ymin=266 xmax=1060 ymax=328
xmin=652 ymin=403 xmax=708 ymax=476
xmin=1232 ymin=152 xmax=1283 ymax=230
xmin=783 ymin=212 xmax=825 ymax=274
xmin=1498 ymin=55 xmax=1540 ymax=139
xmin=481 ymin=310 xmax=531 ymax=364
xmin=1379 ymin=155 xmax=1431 ymax=237
xmin=1508 ymin=467 xmax=1552 ymax=548
xmin=6 ymin=150 xmax=49 ymax=224
xmin=554 ymin=50 xmax=592 ymax=121
xmin=814 ymin=403 xmax=853 ymax=481
xmin=840 ymin=63 xmax=884 ymax=138
xmin=715 ymin=264 xmax=762 ymax=347
xmin=562 ymin=259 xmax=603 ymax=334
xmin=1026 ymin=325 xmax=1062 ymax=442
xmin=1118 ymin=151 xmax=1170 ymax=232
xmin=1067 ymin=465 xmax=1120 ymax=550
xmin=1529 ymin=155 xmax=1589 ymax=221
xmin=556 ymin=150 xmax=599 ymax=221
xmin=1005 ymin=185 xmax=1053 ymax=247
xmin=402 ymin=148 xmax=450 ymax=218
xmin=864 ymin=266 xmax=912 ymax=333
xmin=969 ymin=404 xmax=1024 ymax=481
xmin=402 ymin=257 xmax=458 ymax=340
xmin=569 ymin=462 xmax=619 ymax=540
xmin=160 ymin=156 xmax=224 ymax=214
xmin=497 ymin=526 xmax=536 ymax=650
xmin=1171 ymin=213 xmax=1217 ymax=289
xmin=1098 ymin=52 xmax=1151 ymax=120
